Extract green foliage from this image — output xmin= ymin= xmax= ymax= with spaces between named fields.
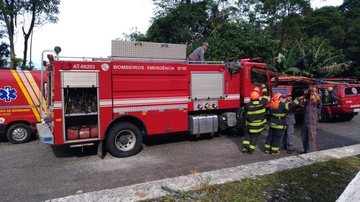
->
xmin=148 ymin=155 xmax=360 ymax=202
xmin=145 ymin=1 xmax=210 ymax=43
xmin=123 ymin=27 xmax=147 ymax=41
xmin=0 ymin=30 xmax=9 ymax=67
xmin=0 ymin=0 xmax=60 ymax=68
xmin=339 ymin=0 xmax=360 ymax=78
xmin=125 ymin=0 xmax=360 ymax=79
xmin=303 ymin=6 xmax=345 ymax=47
xmin=197 ymin=22 xmax=276 ymax=62
xmin=0 ymin=42 xmax=9 ymax=67
xmin=277 ymin=38 xmax=346 ymax=77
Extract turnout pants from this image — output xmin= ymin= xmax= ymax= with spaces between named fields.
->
xmin=242 ymin=132 xmax=261 ymax=152
xmin=301 ymin=124 xmax=318 ymax=153
xmin=265 ymin=127 xmax=284 ymax=153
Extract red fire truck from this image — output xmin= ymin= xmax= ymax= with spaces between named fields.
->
xmin=36 ymin=41 xmax=273 ymax=157
xmin=0 ymin=70 xmax=46 ymax=143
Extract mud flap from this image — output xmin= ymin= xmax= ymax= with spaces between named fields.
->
xmin=97 ymin=141 xmax=106 ymax=159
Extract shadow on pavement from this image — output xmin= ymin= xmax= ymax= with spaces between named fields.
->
xmin=51 ymin=144 xmax=97 ymax=158
xmin=143 ymin=132 xmax=215 ymax=146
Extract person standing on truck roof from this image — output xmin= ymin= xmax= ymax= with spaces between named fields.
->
xmin=188 ymin=42 xmax=208 ymax=63
xmin=265 ymin=93 xmax=301 ymax=155
xmin=282 ymin=94 xmax=296 ymax=154
xmin=241 ymin=85 xmax=268 ymax=154
xmin=300 ymin=89 xmax=321 ymax=153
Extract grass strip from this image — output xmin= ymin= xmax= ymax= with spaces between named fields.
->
xmin=145 ymin=155 xmax=360 ymax=202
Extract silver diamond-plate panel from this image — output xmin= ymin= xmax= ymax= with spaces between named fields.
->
xmin=111 ymin=40 xmax=187 ymax=60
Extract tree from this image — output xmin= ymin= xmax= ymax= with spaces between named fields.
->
xmin=145 ymin=1 xmax=210 ymax=44
xmin=202 ymin=22 xmax=276 ymax=62
xmin=303 ymin=6 xmax=345 ymax=48
xmin=21 ymin=0 xmax=60 ymax=68
xmin=0 ymin=0 xmax=59 ymax=69
xmin=262 ymin=0 xmax=311 ymax=54
xmin=0 ymin=0 xmax=24 ymax=69
xmin=339 ymin=0 xmax=360 ymax=78
xmin=0 ymin=29 xmax=10 ymax=67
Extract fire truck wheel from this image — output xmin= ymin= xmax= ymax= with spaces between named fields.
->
xmin=6 ymin=123 xmax=32 ymax=144
xmin=106 ymin=122 xmax=143 ymax=157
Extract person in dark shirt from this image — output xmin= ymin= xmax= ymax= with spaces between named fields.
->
xmin=188 ymin=42 xmax=208 ymax=63
xmin=282 ymin=94 xmax=296 ymax=154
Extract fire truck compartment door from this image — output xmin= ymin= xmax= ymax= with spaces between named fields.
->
xmin=191 ymin=72 xmax=224 ymax=99
xmin=61 ymin=71 xmax=98 ymax=88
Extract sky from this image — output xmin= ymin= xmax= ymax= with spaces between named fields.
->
xmin=13 ymin=0 xmax=343 ymax=68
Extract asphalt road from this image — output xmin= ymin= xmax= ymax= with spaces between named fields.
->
xmin=1 ymin=115 xmax=360 ymax=202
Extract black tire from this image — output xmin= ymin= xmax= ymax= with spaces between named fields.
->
xmin=6 ymin=123 xmax=32 ymax=144
xmin=106 ymin=122 xmax=143 ymax=158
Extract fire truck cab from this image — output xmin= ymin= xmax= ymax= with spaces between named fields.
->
xmin=37 ymin=42 xmax=272 ymax=157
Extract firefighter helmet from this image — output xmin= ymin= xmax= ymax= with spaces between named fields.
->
xmin=272 ymin=93 xmax=282 ymax=101
xmin=328 ymin=86 xmax=333 ymax=92
xmin=254 ymin=87 xmax=260 ymax=92
xmin=250 ymin=91 xmax=260 ymax=100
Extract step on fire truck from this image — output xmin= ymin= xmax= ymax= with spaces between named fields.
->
xmin=37 ymin=41 xmax=274 ymax=158
xmin=0 ymin=70 xmax=46 ymax=143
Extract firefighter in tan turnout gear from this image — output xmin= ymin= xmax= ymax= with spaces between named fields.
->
xmin=241 ymin=86 xmax=269 ymax=154
xmin=265 ymin=93 xmax=301 ymax=155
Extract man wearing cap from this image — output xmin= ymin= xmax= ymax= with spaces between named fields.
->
xmin=188 ymin=42 xmax=209 ymax=63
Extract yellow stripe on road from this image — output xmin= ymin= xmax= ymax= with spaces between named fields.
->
xmin=10 ymin=70 xmax=40 ymax=121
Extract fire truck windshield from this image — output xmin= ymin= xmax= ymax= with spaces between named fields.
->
xmin=251 ymin=67 xmax=267 ymax=86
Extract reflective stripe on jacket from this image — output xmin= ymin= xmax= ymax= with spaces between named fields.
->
xmin=244 ymin=99 xmax=267 ymax=133
xmin=269 ymin=99 xmax=299 ymax=129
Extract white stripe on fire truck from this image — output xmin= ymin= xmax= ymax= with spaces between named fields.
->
xmin=113 ymin=97 xmax=190 ymax=106
xmin=100 ymin=100 xmax=112 ymax=107
xmin=53 ymin=100 xmax=113 ymax=109
xmin=10 ymin=70 xmax=41 ymax=121
xmin=114 ymin=104 xmax=188 ymax=114
xmin=225 ymin=94 xmax=240 ymax=100
xmin=23 ymin=70 xmax=47 ymax=111
xmin=54 ymin=101 xmax=62 ymax=109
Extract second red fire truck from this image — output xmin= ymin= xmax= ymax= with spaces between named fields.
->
xmin=37 ymin=41 xmax=274 ymax=157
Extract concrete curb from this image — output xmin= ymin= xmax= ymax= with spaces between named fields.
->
xmin=337 ymin=171 xmax=360 ymax=202
xmin=48 ymin=144 xmax=360 ymax=202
